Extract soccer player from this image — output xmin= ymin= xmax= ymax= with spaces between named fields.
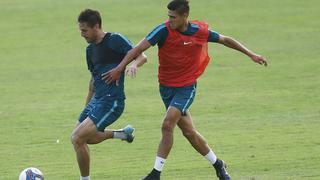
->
xmin=103 ymin=0 xmax=267 ymax=179
xmin=71 ymin=9 xmax=147 ymax=180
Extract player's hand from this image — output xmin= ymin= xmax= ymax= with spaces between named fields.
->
xmin=251 ymin=54 xmax=267 ymax=66
xmin=101 ymin=67 xmax=122 ymax=85
xmin=125 ymin=64 xmax=138 ymax=78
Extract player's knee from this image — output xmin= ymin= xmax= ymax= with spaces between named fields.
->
xmin=70 ymin=133 xmax=77 ymax=146
xmin=161 ymin=121 xmax=174 ymax=134
xmin=71 ymin=132 xmax=84 ymax=147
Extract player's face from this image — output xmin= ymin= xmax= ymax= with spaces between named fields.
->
xmin=79 ymin=22 xmax=98 ymax=43
xmin=168 ymin=10 xmax=188 ymax=31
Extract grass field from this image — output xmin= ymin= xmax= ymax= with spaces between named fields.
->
xmin=0 ymin=0 xmax=319 ymax=179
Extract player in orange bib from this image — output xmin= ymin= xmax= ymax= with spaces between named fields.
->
xmin=103 ymin=0 xmax=267 ymax=179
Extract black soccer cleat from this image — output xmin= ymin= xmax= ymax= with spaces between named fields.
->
xmin=213 ymin=159 xmax=231 ymax=180
xmin=141 ymin=169 xmax=161 ymax=180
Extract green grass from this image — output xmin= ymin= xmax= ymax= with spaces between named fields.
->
xmin=0 ymin=0 xmax=319 ymax=179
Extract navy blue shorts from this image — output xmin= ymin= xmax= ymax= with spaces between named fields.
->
xmin=78 ymin=95 xmax=125 ymax=132
xmin=159 ymin=83 xmax=197 ymax=116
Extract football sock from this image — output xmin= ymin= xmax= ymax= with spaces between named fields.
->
xmin=154 ymin=156 xmax=166 ymax=172
xmin=204 ymin=149 xmax=217 ymax=165
xmin=80 ymin=176 xmax=90 ymax=180
xmin=113 ymin=131 xmax=126 ymax=140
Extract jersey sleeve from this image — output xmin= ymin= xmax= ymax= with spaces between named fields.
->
xmin=146 ymin=23 xmax=168 ymax=47
xmin=107 ymin=33 xmax=134 ymax=54
xmin=208 ymin=29 xmax=220 ymax=43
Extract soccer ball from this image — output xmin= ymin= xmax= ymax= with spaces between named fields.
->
xmin=19 ymin=167 xmax=44 ymax=180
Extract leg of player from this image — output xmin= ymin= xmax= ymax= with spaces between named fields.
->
xmin=178 ymin=111 xmax=211 ymax=155
xmin=86 ymin=125 xmax=135 ymax=144
xmin=142 ymin=106 xmax=181 ymax=180
xmin=86 ymin=130 xmax=113 ymax=144
xmin=158 ymin=106 xmax=181 ymax=158
xmin=71 ymin=117 xmax=97 ymax=180
xmin=178 ymin=112 xmax=231 ymax=180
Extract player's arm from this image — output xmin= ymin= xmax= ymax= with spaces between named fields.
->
xmin=102 ymin=39 xmax=152 ymax=84
xmin=125 ymin=52 xmax=147 ymax=78
xmin=217 ymin=34 xmax=267 ymax=66
xmin=85 ymin=76 xmax=94 ymax=105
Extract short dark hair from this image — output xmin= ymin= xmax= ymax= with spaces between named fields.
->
xmin=167 ymin=0 xmax=190 ymax=15
xmin=78 ymin=9 xmax=102 ymax=28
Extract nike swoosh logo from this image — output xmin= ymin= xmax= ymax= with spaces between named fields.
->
xmin=183 ymin=42 xmax=192 ymax=45
xmin=91 ymin=114 xmax=97 ymax=119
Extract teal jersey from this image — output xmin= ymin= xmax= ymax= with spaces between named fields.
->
xmin=85 ymin=32 xmax=133 ymax=100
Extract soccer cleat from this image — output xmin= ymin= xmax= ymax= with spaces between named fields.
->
xmin=213 ymin=159 xmax=231 ymax=180
xmin=123 ymin=124 xmax=135 ymax=143
xmin=141 ymin=169 xmax=161 ymax=180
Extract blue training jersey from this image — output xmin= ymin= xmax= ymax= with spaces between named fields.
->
xmin=86 ymin=32 xmax=133 ymax=100
xmin=146 ymin=22 xmax=220 ymax=48
xmin=86 ymin=32 xmax=133 ymax=73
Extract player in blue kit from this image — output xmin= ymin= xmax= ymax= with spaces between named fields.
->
xmin=71 ymin=9 xmax=147 ymax=180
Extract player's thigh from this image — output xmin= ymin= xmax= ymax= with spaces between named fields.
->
xmin=88 ymin=99 xmax=125 ymax=132
xmin=72 ymin=117 xmax=98 ymax=142
xmin=74 ymin=122 xmax=81 ymax=128
xmin=162 ymin=106 xmax=182 ymax=130
xmin=177 ymin=111 xmax=196 ymax=132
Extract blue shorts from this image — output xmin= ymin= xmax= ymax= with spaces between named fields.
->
xmin=159 ymin=83 xmax=197 ymax=116
xmin=78 ymin=95 xmax=125 ymax=132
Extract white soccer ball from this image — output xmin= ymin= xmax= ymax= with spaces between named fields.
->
xmin=19 ymin=167 xmax=44 ymax=180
